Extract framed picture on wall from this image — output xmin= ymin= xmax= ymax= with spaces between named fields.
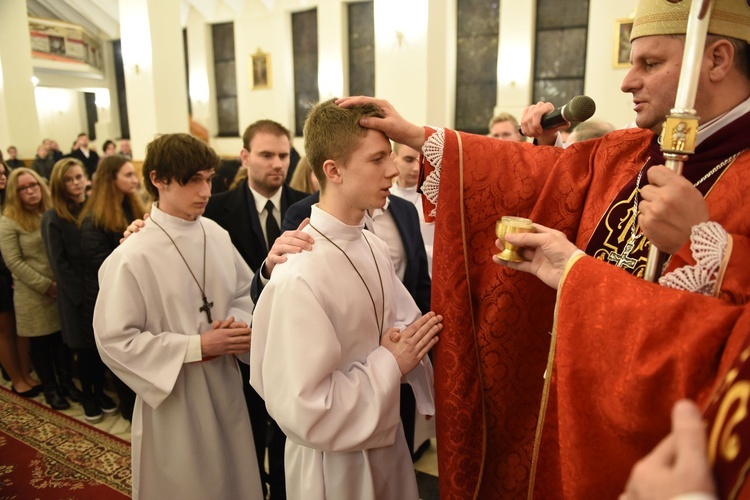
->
xmin=251 ymin=49 xmax=271 ymax=89
xmin=614 ymin=19 xmax=634 ymax=68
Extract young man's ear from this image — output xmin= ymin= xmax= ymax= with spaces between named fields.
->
xmin=149 ymin=170 xmax=166 ymax=190
xmin=322 ymin=159 xmax=343 ymax=185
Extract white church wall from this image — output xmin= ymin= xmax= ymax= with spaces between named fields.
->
xmin=27 ymin=0 xmax=647 ymax=160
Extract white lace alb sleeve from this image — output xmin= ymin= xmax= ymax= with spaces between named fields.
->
xmin=659 ymin=221 xmax=730 ymax=296
xmin=420 ymin=128 xmax=445 ymax=217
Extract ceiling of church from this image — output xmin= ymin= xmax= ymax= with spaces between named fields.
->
xmin=27 ymin=0 xmax=121 ymax=40
xmin=26 ymin=0 xmax=255 ymax=41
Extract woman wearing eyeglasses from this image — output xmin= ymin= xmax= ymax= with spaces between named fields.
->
xmin=0 ymin=168 xmax=74 ymax=410
xmin=43 ymin=158 xmax=114 ymax=423
xmin=0 ymin=163 xmax=42 ymax=397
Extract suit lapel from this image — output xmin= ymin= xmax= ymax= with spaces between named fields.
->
xmin=228 ymin=185 xmax=267 ymax=269
xmin=388 ymin=197 xmax=416 ymax=260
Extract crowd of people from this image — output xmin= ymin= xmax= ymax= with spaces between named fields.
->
xmin=1 ymin=0 xmax=748 ymax=498
xmin=0 ymin=138 xmax=146 ymax=424
xmin=2 ymin=134 xmax=132 ymax=184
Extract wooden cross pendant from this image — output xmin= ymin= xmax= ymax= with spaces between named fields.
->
xmin=200 ymin=296 xmax=214 ymax=323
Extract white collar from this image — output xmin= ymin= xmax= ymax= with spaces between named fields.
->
xmin=365 ymin=197 xmax=390 ymax=220
xmin=309 ymin=204 xmax=365 ymax=241
xmin=392 ymin=182 xmax=419 ymax=194
xmin=150 ymin=202 xmax=202 ymax=229
xmin=249 ymin=184 xmax=283 ymax=214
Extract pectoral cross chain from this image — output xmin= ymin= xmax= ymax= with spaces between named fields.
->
xmin=200 ymin=295 xmax=214 ymax=323
xmin=150 ymin=218 xmax=214 ymax=324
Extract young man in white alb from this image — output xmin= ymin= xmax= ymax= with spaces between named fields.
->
xmin=251 ymin=99 xmax=442 ymax=500
xmin=94 ymin=133 xmax=262 ymax=499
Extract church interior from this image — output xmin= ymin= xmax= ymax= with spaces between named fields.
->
xmin=0 ymin=0 xmax=653 ymax=498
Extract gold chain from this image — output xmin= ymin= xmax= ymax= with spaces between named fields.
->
xmin=630 ymin=148 xmax=747 ymax=243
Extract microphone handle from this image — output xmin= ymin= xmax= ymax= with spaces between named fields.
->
xmin=518 ymin=104 xmax=570 ymax=136
xmin=539 ymin=105 xmax=570 ymax=130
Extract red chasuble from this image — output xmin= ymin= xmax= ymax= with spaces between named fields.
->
xmin=428 ymin=115 xmax=750 ymax=498
xmin=549 ymin=257 xmax=749 ymax=499
xmin=703 ymin=311 xmax=750 ymax=500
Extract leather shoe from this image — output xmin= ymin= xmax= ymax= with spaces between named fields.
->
xmin=43 ymin=388 xmax=71 ymax=410
xmin=59 ymin=380 xmax=83 ymax=403
xmin=11 ymin=385 xmax=41 ymax=398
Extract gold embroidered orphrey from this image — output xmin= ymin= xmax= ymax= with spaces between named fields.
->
xmin=601 ymin=149 xmax=747 ymax=273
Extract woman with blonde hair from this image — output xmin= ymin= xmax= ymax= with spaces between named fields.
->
xmin=288 ymin=157 xmax=319 ymax=194
xmin=229 ymin=165 xmax=248 ymax=190
xmin=43 ymin=158 xmax=114 ymax=422
xmin=0 ymin=162 xmax=41 ymax=397
xmin=0 ymin=168 xmax=77 ymax=410
xmin=79 ymin=155 xmax=146 ymax=421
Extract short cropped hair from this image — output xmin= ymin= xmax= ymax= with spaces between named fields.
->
xmin=488 ymin=112 xmax=520 ymax=131
xmin=709 ymin=35 xmax=750 ymax=80
xmin=142 ymin=133 xmax=221 ymax=200
xmin=568 ymin=120 xmax=615 ymax=143
xmin=674 ymin=34 xmax=750 ymax=80
xmin=303 ymin=98 xmax=384 ymax=192
xmin=242 ymin=120 xmax=291 ymax=151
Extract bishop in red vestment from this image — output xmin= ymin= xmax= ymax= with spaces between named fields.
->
xmin=338 ymin=0 xmax=750 ymax=496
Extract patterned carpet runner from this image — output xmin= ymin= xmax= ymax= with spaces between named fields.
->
xmin=0 ymin=386 xmax=130 ymax=498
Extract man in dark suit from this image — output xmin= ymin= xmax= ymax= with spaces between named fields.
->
xmin=204 ymin=119 xmax=307 ymax=500
xmin=68 ymin=133 xmax=99 ymax=178
xmin=251 ymin=190 xmax=432 ymax=460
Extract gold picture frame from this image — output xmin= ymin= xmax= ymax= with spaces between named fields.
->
xmin=614 ymin=19 xmax=634 ymax=68
xmin=250 ymin=49 xmax=271 ymax=89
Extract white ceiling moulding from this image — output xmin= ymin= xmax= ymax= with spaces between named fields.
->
xmin=33 ymin=59 xmax=105 ymax=81
xmin=62 ymin=0 xmax=120 ymax=39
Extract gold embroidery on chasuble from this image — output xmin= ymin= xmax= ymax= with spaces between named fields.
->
xmin=705 ymin=344 xmax=750 ymax=499
xmin=590 ymin=185 xmax=651 ymax=278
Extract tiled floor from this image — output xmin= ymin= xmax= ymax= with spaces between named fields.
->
xmin=414 ymin=438 xmax=438 ymax=476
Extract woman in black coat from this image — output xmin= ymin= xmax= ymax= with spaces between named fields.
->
xmin=79 ymin=155 xmax=146 ymax=421
xmin=43 ymin=158 xmax=110 ymax=422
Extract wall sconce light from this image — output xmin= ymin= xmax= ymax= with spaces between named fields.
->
xmin=189 ymin=77 xmax=209 ymax=104
xmin=376 ymin=0 xmax=427 ymax=49
xmin=396 ymin=31 xmax=404 ymax=47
